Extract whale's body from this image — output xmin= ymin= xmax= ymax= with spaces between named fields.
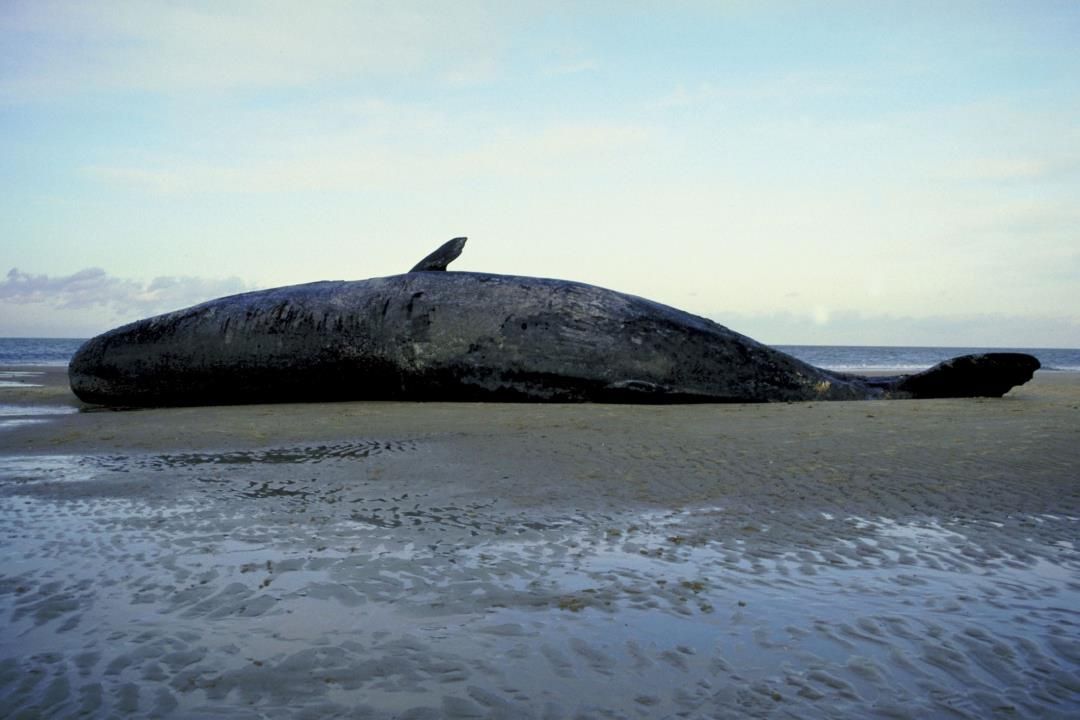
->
xmin=68 ymin=240 xmax=1039 ymax=407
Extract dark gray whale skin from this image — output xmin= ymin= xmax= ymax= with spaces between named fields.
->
xmin=68 ymin=244 xmax=1040 ymax=407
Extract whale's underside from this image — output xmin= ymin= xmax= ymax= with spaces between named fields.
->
xmin=68 ymin=239 xmax=1040 ymax=407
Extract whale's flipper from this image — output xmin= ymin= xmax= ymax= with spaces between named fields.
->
xmin=885 ymin=353 xmax=1040 ymax=399
xmin=409 ymin=237 xmax=467 ymax=272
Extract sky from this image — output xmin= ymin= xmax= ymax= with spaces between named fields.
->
xmin=1 ymin=0 xmax=1078 ymax=347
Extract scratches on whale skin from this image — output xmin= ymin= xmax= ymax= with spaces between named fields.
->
xmin=404 ymin=292 xmax=436 ymax=339
xmin=272 ymin=302 xmax=292 ymax=323
xmin=405 ymin=292 xmax=424 ymax=319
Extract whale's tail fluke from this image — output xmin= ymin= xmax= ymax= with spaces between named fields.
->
xmin=862 ymin=353 xmax=1041 ymax=399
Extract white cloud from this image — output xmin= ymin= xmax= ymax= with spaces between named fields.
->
xmin=1 ymin=267 xmax=253 ymax=317
xmin=82 ymin=121 xmax=654 ymax=194
xmin=952 ymin=155 xmax=1080 ymax=184
xmin=546 ymin=59 xmax=600 ymax=76
xmin=654 ymin=70 xmax=864 ymax=109
xmin=0 ymin=0 xmax=521 ymax=101
xmin=722 ymin=309 xmax=1080 ymax=348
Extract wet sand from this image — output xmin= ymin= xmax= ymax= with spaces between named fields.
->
xmin=1 ymin=365 xmax=1078 ymax=718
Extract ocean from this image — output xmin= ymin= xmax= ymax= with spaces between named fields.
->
xmin=0 ymin=338 xmax=86 ymax=367
xmin=1 ymin=337 xmax=1078 ymax=372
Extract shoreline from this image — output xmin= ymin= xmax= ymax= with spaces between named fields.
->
xmin=2 ymin=364 xmax=1078 ymax=717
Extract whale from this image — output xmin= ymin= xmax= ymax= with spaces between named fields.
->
xmin=68 ymin=238 xmax=1040 ymax=407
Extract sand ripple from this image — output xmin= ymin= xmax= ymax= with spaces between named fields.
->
xmin=2 ymin=439 xmax=1077 ymax=719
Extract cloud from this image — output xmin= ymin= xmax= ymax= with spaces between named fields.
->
xmin=82 ymin=121 xmax=654 ymax=194
xmin=954 ymin=155 xmax=1080 ymax=184
xmin=719 ymin=309 xmax=1080 ymax=348
xmin=1 ymin=267 xmax=253 ymax=317
xmin=0 ymin=0 xmax=521 ymax=101
xmin=654 ymin=70 xmax=863 ymax=109
xmin=546 ymin=59 xmax=600 ymax=76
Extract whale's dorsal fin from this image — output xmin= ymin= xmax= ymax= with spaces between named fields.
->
xmin=409 ymin=237 xmax=467 ymax=272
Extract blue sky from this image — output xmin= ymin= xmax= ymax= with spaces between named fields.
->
xmin=2 ymin=1 xmax=1078 ymax=346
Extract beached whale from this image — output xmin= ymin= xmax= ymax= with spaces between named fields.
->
xmin=68 ymin=239 xmax=1039 ymax=406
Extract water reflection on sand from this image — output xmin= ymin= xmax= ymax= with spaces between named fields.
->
xmin=1 ymin=445 xmax=1077 ymax=719
xmin=0 ymin=401 xmax=78 ymax=431
xmin=0 ymin=370 xmax=46 ymax=388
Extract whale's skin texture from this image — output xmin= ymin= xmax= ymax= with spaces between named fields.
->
xmin=69 ymin=271 xmax=873 ymax=406
xmin=68 ymin=271 xmax=1040 ymax=407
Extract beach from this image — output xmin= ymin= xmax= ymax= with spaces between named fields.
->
xmin=1 ymin=366 xmax=1078 ymax=718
